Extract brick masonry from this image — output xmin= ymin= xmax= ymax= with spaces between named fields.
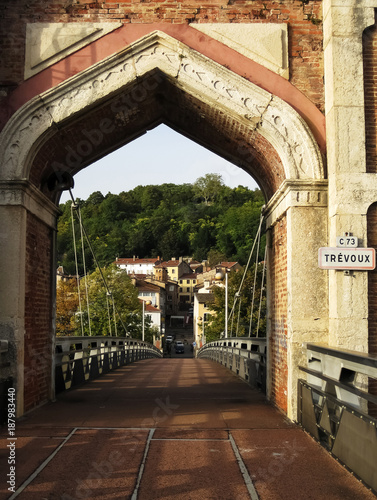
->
xmin=367 ymin=203 xmax=377 ymax=413
xmin=24 ymin=211 xmax=54 ymax=412
xmin=268 ymin=216 xmax=288 ymax=413
xmin=0 ymin=1 xmax=324 ymax=112
xmin=364 ymin=21 xmax=377 ymax=174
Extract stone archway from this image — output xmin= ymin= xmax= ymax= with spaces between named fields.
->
xmin=0 ymin=30 xmax=327 ymax=418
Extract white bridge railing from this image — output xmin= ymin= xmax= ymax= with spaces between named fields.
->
xmin=197 ymin=337 xmax=266 ymax=391
xmin=55 ymin=336 xmax=162 ymax=393
xmin=298 ymin=343 xmax=377 ymax=493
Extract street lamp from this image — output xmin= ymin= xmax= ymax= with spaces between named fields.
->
xmin=142 ymin=300 xmax=152 ymax=341
xmin=215 ymin=270 xmax=228 ymax=338
xmin=197 ymin=316 xmax=204 ymax=347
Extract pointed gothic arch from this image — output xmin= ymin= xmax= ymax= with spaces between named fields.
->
xmin=0 ymin=31 xmax=324 ymax=193
xmin=0 ymin=30 xmax=328 ymax=418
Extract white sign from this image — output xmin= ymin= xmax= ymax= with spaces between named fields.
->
xmin=318 ymin=247 xmax=376 ymax=270
xmin=336 ymin=236 xmax=358 ymax=248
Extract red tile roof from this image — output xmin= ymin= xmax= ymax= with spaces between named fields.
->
xmin=163 ymin=260 xmax=181 ymax=267
xmin=116 ymin=258 xmax=160 ymax=265
xmin=218 ymin=261 xmax=239 ymax=268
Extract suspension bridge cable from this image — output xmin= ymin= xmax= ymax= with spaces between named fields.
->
xmin=68 ymin=189 xmax=129 ymax=337
xmin=112 ymin=294 xmax=118 ymax=336
xmin=106 ymin=292 xmax=112 ymax=336
xmin=248 ymin=218 xmax=262 ymax=336
xmin=227 ymin=211 xmax=265 ymax=327
xmin=256 ymin=245 xmax=267 ymax=338
xmin=77 ymin=203 xmax=92 ymax=336
xmin=71 ymin=203 xmax=84 ymax=336
xmin=235 ymin=296 xmax=242 ymax=337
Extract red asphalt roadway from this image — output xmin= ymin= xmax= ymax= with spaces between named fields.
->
xmin=0 ymin=358 xmax=376 ymax=500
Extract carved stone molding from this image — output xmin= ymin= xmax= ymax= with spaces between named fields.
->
xmin=0 ymin=180 xmax=60 ymax=228
xmin=265 ymin=179 xmax=329 ymax=228
xmin=0 ymin=31 xmax=324 ymax=191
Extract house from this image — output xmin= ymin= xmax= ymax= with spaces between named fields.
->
xmin=56 ymin=266 xmax=75 ymax=286
xmin=115 ymin=256 xmax=161 ymax=276
xmin=144 ymin=277 xmax=180 ymax=324
xmin=216 ymin=261 xmax=242 ymax=273
xmin=159 ymin=258 xmax=191 ymax=282
xmin=153 ymin=263 xmax=169 ymax=282
xmin=140 ymin=299 xmax=162 ymax=333
xmin=178 ymin=273 xmax=198 ymax=305
xmin=132 ymin=278 xmax=166 ymax=315
xmin=193 ymin=291 xmax=215 ymax=348
xmin=186 ymin=258 xmax=204 ymax=274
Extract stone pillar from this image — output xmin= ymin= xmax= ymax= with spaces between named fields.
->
xmin=323 ymin=0 xmax=377 ymax=351
xmin=266 ymin=180 xmax=328 ymax=420
xmin=0 ymin=182 xmax=58 ymax=416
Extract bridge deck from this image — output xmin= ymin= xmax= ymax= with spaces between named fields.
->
xmin=1 ymin=359 xmax=375 ymax=500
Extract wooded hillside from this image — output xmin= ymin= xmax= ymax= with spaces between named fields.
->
xmin=57 ymin=176 xmax=265 ymax=274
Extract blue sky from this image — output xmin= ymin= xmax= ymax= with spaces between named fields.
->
xmin=60 ymin=124 xmax=258 ymax=203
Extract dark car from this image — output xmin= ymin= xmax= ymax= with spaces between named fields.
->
xmin=175 ymin=341 xmax=185 ymax=354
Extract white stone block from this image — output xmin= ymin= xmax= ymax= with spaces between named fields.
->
xmin=25 ymin=22 xmax=122 ymax=79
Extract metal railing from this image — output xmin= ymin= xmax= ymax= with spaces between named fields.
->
xmin=55 ymin=336 xmax=162 ymax=393
xmin=197 ymin=337 xmax=266 ymax=392
xmin=298 ymin=343 xmax=377 ymax=493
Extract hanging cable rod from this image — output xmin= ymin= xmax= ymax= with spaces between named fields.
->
xmin=228 ymin=210 xmax=265 ymax=335
xmin=69 ymin=189 xmax=129 ymax=337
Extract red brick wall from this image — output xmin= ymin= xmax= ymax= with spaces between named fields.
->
xmin=0 ymin=1 xmax=324 ymax=112
xmin=363 ymin=18 xmax=377 ymax=174
xmin=268 ymin=216 xmax=288 ymax=413
xmin=367 ymin=203 xmax=377 ymax=415
xmin=24 ymin=211 xmax=54 ymax=412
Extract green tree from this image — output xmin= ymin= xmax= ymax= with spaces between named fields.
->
xmin=204 ymin=264 xmax=267 ymax=342
xmin=56 ymin=278 xmax=80 ymax=336
xmin=57 ymin=183 xmax=265 ymax=272
xmin=216 ymin=200 xmax=265 ymax=264
xmin=77 ymin=265 xmax=143 ymax=337
xmin=193 ymin=173 xmax=224 ymax=205
xmin=207 ymin=249 xmax=227 ymax=268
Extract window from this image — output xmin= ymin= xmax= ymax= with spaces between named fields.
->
xmin=186 ymin=287 xmax=190 ymax=292
xmin=168 ymin=295 xmax=172 ymax=301
xmin=179 ymin=287 xmax=183 ymax=292
xmin=180 ymin=279 xmax=183 ymax=284
xmin=193 ymin=280 xmax=196 ymax=284
xmin=169 ymin=286 xmax=174 ymax=291
xmin=172 ymin=269 xmax=175 ymax=273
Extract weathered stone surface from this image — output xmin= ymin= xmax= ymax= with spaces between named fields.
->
xmin=191 ymin=23 xmax=289 ymax=78
xmin=24 ymin=22 xmax=122 ymax=79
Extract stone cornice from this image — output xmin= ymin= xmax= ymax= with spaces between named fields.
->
xmin=0 ymin=180 xmax=60 ymax=228
xmin=264 ymin=179 xmax=328 ymax=228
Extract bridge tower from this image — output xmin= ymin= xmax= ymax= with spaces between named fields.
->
xmin=0 ymin=1 xmax=376 ymax=420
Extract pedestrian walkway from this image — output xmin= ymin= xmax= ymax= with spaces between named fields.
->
xmin=1 ymin=359 xmax=375 ymax=499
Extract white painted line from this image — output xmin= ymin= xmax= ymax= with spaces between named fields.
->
xmin=229 ymin=432 xmax=259 ymax=500
xmin=131 ymin=428 xmax=155 ymax=500
xmin=8 ymin=428 xmax=78 ymax=500
xmin=151 ymin=438 xmax=227 ymax=442
xmin=75 ymin=426 xmax=150 ymax=431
